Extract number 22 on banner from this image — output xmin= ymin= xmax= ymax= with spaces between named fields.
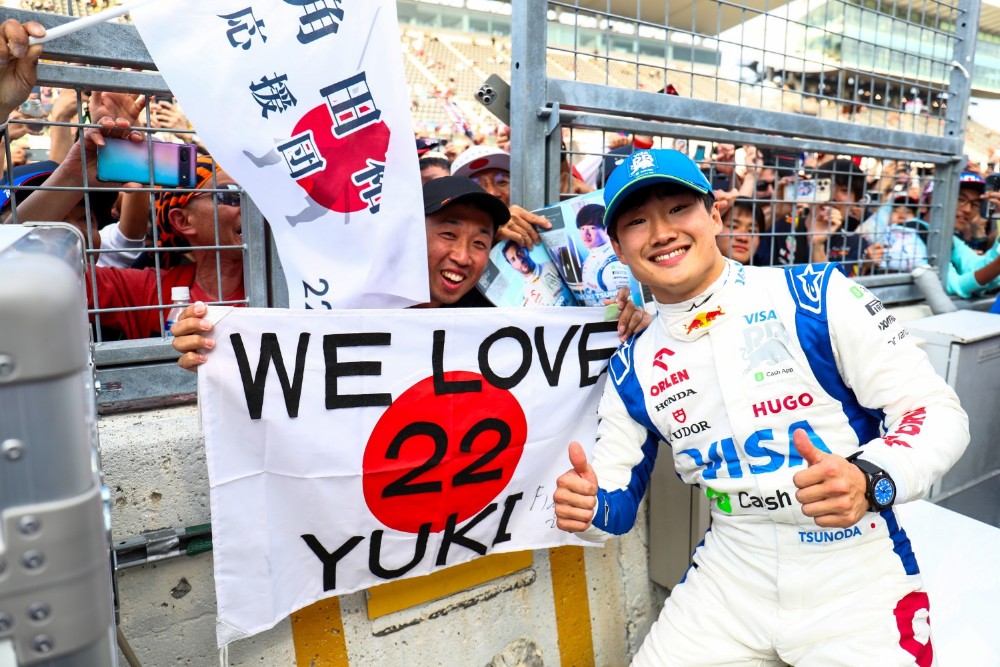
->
xmin=303 ymin=278 xmax=331 ymax=309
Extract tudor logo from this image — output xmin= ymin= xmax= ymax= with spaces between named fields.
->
xmin=673 ymin=408 xmax=687 ymax=423
xmin=652 ymin=347 xmax=674 ymax=372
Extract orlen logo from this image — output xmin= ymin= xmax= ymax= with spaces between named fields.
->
xmin=684 ymin=307 xmax=725 ymax=335
xmin=752 ymin=393 xmax=813 ymax=418
xmin=649 ymin=369 xmax=690 ymax=396
xmin=652 ymin=347 xmax=674 ymax=372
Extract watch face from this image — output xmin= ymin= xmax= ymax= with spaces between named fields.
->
xmin=873 ymin=477 xmax=895 ymax=507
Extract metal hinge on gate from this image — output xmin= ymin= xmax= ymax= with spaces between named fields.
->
xmin=113 ymin=524 xmax=212 ymax=570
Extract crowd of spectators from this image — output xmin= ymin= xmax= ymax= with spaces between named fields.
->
xmin=3 ymin=16 xmax=1000 ymax=348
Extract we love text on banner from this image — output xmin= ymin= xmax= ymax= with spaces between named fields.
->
xmin=198 ymin=307 xmax=619 ymax=645
xmin=130 ymin=1 xmax=429 ymax=309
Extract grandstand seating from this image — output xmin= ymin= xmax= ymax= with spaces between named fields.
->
xmin=7 ymin=2 xmax=996 ymax=160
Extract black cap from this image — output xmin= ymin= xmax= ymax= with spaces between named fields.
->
xmin=422 ymin=175 xmax=509 ymax=230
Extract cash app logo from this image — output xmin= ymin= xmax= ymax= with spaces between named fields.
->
xmin=754 ymin=372 xmax=764 ymax=382
xmin=850 ymin=286 xmax=865 ymax=299
xmin=705 ymin=487 xmax=732 ymax=513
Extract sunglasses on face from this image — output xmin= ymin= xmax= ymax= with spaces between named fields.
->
xmin=756 ymin=180 xmax=775 ymax=192
xmin=192 ymin=183 xmax=242 ymax=207
xmin=471 ymin=173 xmax=510 ymax=189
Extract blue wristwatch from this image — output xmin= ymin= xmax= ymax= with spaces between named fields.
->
xmin=847 ymin=452 xmax=896 ymax=511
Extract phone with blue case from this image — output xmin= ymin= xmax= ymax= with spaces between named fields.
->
xmin=96 ymin=138 xmax=197 ymax=187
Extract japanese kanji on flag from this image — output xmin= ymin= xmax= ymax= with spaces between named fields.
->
xmin=130 ymin=1 xmax=429 ymax=309
xmin=198 ymin=307 xmax=618 ymax=645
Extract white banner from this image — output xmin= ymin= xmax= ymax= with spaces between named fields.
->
xmin=198 ymin=307 xmax=619 ymax=644
xmin=131 ymin=1 xmax=429 ymax=309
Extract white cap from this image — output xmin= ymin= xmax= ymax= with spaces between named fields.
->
xmin=171 ymin=286 xmax=191 ymax=302
xmin=450 ymin=145 xmax=511 ymax=179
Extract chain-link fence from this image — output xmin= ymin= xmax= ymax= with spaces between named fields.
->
xmin=510 ymin=0 xmax=980 ymax=306
xmin=3 ymin=1 xmax=987 ymax=406
xmin=3 ymin=8 xmax=272 ymax=407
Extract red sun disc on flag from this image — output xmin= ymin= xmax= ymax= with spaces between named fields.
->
xmin=290 ymin=104 xmax=390 ymax=214
xmin=362 ymin=372 xmax=527 ymax=534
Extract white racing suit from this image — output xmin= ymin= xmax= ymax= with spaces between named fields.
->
xmin=582 ymin=260 xmax=969 ymax=666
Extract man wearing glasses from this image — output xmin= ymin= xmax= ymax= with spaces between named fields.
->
xmin=10 ymin=116 xmax=245 ymax=339
xmin=450 ymin=144 xmax=554 ymax=251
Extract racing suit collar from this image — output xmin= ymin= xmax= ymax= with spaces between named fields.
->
xmin=654 ymin=259 xmax=741 ymax=341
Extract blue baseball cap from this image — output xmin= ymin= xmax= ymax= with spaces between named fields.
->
xmin=603 ymin=149 xmax=713 ymax=231
xmin=959 ymin=171 xmax=985 ymax=192
xmin=0 ymin=160 xmax=58 ymax=210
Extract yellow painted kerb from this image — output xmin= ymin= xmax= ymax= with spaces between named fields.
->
xmin=549 ymin=545 xmax=595 ymax=667
xmin=291 ymin=596 xmax=349 ymax=667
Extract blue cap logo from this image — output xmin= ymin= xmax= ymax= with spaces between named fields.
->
xmin=603 ymin=148 xmax=714 ymax=230
xmin=628 ymin=151 xmax=656 ymax=177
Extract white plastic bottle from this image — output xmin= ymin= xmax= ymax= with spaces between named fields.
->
xmin=165 ymin=286 xmax=191 ymax=338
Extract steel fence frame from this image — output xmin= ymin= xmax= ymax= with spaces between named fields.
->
xmin=6 ymin=8 xmax=274 ymax=407
xmin=510 ymin=0 xmax=981 ymax=305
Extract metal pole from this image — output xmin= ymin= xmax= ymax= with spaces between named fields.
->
xmin=510 ymin=2 xmax=549 ymax=211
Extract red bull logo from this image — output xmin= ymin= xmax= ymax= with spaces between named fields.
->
xmin=685 ymin=307 xmax=725 ymax=335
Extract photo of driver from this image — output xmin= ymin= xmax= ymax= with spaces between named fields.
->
xmin=576 ymin=202 xmax=632 ymax=303
xmin=502 ymin=240 xmax=572 ymax=306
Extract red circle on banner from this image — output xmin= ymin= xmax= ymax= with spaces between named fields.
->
xmin=291 ymin=104 xmax=390 ymax=214
xmin=362 ymin=372 xmax=527 ymax=534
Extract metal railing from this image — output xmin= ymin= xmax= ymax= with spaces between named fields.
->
xmin=4 ymin=8 xmax=272 ymax=407
xmin=510 ymin=0 xmax=980 ymax=306
xmin=3 ymin=1 xmax=986 ymax=405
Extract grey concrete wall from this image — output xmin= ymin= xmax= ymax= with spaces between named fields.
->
xmin=100 ymin=405 xmax=662 ymax=666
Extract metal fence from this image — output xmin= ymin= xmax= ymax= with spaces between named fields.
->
xmin=3 ymin=1 xmax=985 ymax=405
xmin=510 ymin=0 xmax=980 ymax=305
xmin=4 ymin=8 xmax=274 ymax=407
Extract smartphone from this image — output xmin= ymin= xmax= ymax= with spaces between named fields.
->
xmin=710 ymin=172 xmax=731 ymax=192
xmin=475 ymin=74 xmax=511 ymax=126
xmin=782 ymin=178 xmax=832 ymax=203
xmin=17 ymin=98 xmax=46 ymax=133
xmin=96 ymin=138 xmax=197 ymax=187
xmin=693 ymin=145 xmax=706 ymax=161
xmin=981 ymin=173 xmax=1000 ymax=219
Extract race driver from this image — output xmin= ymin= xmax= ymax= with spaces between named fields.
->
xmin=576 ymin=202 xmax=632 ymax=304
xmin=553 ymin=148 xmax=968 ymax=665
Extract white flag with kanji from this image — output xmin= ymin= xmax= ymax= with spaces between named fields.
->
xmin=131 ymin=0 xmax=429 ymax=309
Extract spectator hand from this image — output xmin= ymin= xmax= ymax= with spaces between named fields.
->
xmin=614 ymin=287 xmax=652 ymax=342
xmin=713 ymin=189 xmax=738 ymax=217
xmin=89 ymin=91 xmax=146 ymax=128
xmin=49 ymin=87 xmax=82 ymax=123
xmin=865 ymin=242 xmax=884 ymax=265
xmin=495 ymin=205 xmax=552 ymax=249
xmin=792 ymin=429 xmax=868 ymax=528
xmin=607 ymin=134 xmax=631 ymax=150
xmin=150 ymin=99 xmax=189 ymax=132
xmin=811 ymin=205 xmax=843 ymax=246
xmin=65 ymin=116 xmax=144 ymax=185
xmin=553 ymin=442 xmax=598 ymax=532
xmin=496 ymin=125 xmax=510 ymax=153
xmin=170 ymin=302 xmax=216 ymax=372
xmin=3 ymin=110 xmax=32 ymax=140
xmin=0 ymin=20 xmax=45 ymax=121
